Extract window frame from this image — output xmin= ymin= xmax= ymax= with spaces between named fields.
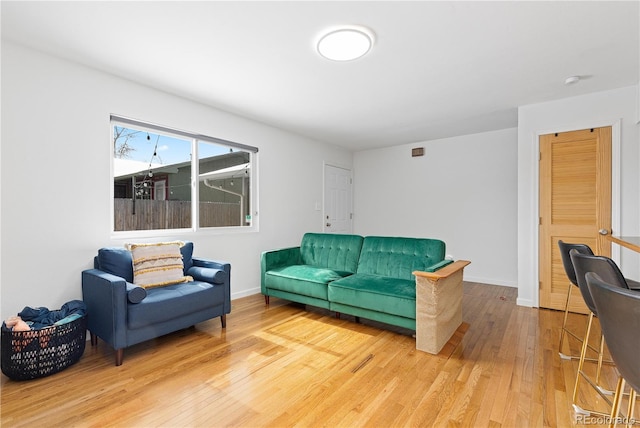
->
xmin=110 ymin=115 xmax=259 ymax=237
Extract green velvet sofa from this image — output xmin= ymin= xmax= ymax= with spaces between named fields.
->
xmin=260 ymin=233 xmax=455 ymax=331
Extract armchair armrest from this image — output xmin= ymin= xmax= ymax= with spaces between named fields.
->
xmin=260 ymin=246 xmax=302 ymax=293
xmin=191 ymin=257 xmax=231 ymax=314
xmin=192 ymin=257 xmax=230 ymax=272
xmin=81 ymin=269 xmax=129 ymax=349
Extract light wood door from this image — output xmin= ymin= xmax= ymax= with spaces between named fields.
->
xmin=539 ymin=127 xmax=611 ymax=313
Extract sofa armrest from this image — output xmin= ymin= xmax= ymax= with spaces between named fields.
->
xmin=260 ymin=246 xmax=302 ymax=294
xmin=424 ymin=259 xmax=454 ymax=272
xmin=81 ymin=269 xmax=129 ymax=349
xmin=413 ymin=260 xmax=471 ymax=281
xmin=261 ymin=246 xmax=302 ymax=270
xmin=413 ymin=260 xmax=470 ymax=354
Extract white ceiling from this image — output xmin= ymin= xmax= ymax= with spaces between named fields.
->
xmin=2 ymin=1 xmax=638 ymax=151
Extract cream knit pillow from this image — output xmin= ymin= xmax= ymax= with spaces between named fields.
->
xmin=126 ymin=241 xmax=192 ymax=289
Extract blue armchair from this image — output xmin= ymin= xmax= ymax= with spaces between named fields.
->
xmin=81 ymin=242 xmax=230 ymax=365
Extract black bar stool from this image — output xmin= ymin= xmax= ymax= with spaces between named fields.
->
xmin=569 ymin=250 xmax=636 ymax=417
xmin=586 ymin=272 xmax=640 ymax=428
xmin=557 ymin=240 xmax=594 ymax=360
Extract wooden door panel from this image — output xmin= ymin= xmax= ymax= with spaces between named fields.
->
xmin=539 ymin=127 xmax=611 ymax=313
xmin=550 ymin=139 xmax=597 ymax=225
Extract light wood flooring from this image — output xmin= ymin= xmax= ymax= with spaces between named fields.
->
xmin=1 ymin=282 xmax=635 ymax=427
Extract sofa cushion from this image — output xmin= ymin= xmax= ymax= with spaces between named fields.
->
xmin=97 ymin=247 xmax=134 ymax=282
xmin=328 ymin=273 xmax=416 ymax=319
xmin=300 ymin=233 xmax=364 ymax=273
xmin=127 ymin=281 xmax=221 ymax=329
xmin=357 ymin=236 xmax=446 ymax=281
xmin=265 ymin=265 xmax=353 ymax=300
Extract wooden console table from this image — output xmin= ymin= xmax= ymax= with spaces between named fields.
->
xmin=608 ymin=236 xmax=640 ymax=253
xmin=413 ymin=260 xmax=471 ymax=354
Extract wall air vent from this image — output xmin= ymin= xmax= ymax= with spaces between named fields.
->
xmin=412 ymin=147 xmax=424 ymax=157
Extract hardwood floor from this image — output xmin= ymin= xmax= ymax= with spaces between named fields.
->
xmin=1 ymin=282 xmax=634 ymax=427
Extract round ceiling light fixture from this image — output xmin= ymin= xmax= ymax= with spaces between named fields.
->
xmin=317 ymin=26 xmax=375 ymax=61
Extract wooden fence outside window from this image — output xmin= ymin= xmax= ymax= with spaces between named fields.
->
xmin=114 ymin=199 xmax=242 ymax=231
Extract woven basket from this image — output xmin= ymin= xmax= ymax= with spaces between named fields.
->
xmin=1 ymin=316 xmax=87 ymax=381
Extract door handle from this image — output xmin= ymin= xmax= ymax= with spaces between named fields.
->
xmin=599 ymin=229 xmax=609 ymax=235
xmin=326 ymin=223 xmax=331 ymax=227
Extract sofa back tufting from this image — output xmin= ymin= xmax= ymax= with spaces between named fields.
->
xmin=357 ymin=236 xmax=446 ymax=281
xmin=300 ymin=233 xmax=364 ymax=273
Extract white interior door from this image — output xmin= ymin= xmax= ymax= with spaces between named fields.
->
xmin=324 ymin=164 xmax=352 ymax=233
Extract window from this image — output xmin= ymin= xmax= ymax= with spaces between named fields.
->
xmin=111 ymin=116 xmax=257 ymax=233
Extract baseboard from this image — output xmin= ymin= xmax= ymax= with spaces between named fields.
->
xmin=463 ymin=275 xmax=517 ymax=288
xmin=463 ymin=276 xmax=534 ymax=307
xmin=516 ymin=297 xmax=535 ymax=308
xmin=231 ymin=287 xmax=261 ymax=300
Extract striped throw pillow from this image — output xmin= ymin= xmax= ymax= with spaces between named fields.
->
xmin=127 ymin=241 xmax=192 ymax=289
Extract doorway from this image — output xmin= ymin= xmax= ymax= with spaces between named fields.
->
xmin=538 ymin=127 xmax=612 ymax=313
xmin=323 ymin=164 xmax=353 ymax=233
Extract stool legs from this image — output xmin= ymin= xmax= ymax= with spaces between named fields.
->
xmin=572 ymin=312 xmax=614 ymax=417
xmin=626 ymin=389 xmax=637 ymax=428
xmin=559 ymin=284 xmax=601 ymax=361
xmin=559 ymin=284 xmax=577 ymax=359
xmin=609 ymin=377 xmax=626 ymax=428
xmin=608 ymin=377 xmax=637 ymax=428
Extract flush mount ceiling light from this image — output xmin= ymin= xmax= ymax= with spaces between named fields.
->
xmin=317 ymin=26 xmax=375 ymax=61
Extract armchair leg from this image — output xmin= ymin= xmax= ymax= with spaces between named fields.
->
xmin=115 ymin=349 xmax=124 ymax=366
xmin=221 ymin=314 xmax=227 ymax=328
xmin=335 ymin=312 xmax=341 ymax=319
xmin=90 ymin=332 xmax=98 ymax=346
xmin=264 ymin=295 xmax=270 ymax=305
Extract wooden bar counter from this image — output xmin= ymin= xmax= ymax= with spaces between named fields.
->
xmin=413 ymin=260 xmax=471 ymax=354
xmin=609 ymin=235 xmax=640 ymax=253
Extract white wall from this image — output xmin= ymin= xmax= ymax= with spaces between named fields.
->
xmin=517 ymin=86 xmax=640 ymax=308
xmin=0 ymin=42 xmax=352 ymax=320
xmin=353 ymin=128 xmax=518 ymax=287
xmin=3 ymin=43 xmax=636 ymax=322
